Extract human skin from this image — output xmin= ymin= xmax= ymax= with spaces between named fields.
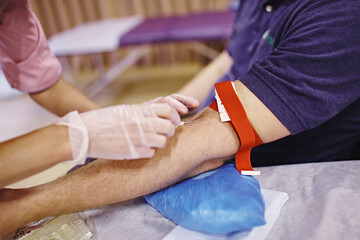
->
xmin=0 ymin=81 xmax=291 ymax=236
xmin=29 ymin=78 xmax=101 ymax=117
xmin=178 ymin=50 xmax=233 ymax=105
xmin=0 ymin=77 xmax=191 ymax=188
xmin=0 ymin=104 xmax=178 ymax=188
xmin=0 ymin=78 xmax=100 ymax=188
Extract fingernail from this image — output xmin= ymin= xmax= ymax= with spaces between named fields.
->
xmin=181 ymin=105 xmax=188 ymax=113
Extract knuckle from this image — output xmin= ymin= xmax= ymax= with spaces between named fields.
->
xmin=170 ymin=93 xmax=181 ymax=99
xmin=155 ymin=97 xmax=164 ymax=104
xmin=163 ymin=103 xmax=172 ymax=113
xmin=158 ymin=104 xmax=173 ymax=118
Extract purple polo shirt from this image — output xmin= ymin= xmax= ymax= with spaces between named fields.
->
xmin=214 ymin=0 xmax=360 ymax=164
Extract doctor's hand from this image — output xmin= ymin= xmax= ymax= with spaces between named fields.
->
xmin=56 ymin=103 xmax=182 ymax=164
xmin=147 ymin=93 xmax=200 ymax=115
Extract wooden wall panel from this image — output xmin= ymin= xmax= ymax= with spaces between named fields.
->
xmin=30 ymin=0 xmax=233 ymax=70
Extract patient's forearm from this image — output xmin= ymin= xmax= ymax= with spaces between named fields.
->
xmin=40 ymin=109 xmax=239 ymax=204
xmin=0 ymin=78 xmax=292 ymax=235
xmin=0 ymin=108 xmax=240 ymax=236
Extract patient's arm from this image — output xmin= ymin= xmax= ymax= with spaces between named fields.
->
xmin=0 ymin=108 xmax=238 ymax=236
xmin=178 ymin=50 xmax=233 ymax=105
xmin=0 ymin=80 xmax=290 ymax=236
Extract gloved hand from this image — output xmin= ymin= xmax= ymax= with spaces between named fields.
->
xmin=147 ymin=93 xmax=200 ymax=115
xmin=56 ymin=103 xmax=181 ymax=164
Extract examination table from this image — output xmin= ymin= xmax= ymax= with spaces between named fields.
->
xmin=84 ymin=160 xmax=360 ymax=240
xmin=1 ymin=75 xmax=359 ymax=240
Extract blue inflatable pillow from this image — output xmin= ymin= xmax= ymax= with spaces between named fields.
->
xmin=145 ymin=162 xmax=266 ymax=234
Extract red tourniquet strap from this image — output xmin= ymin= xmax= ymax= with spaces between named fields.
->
xmin=210 ymin=101 xmax=262 ymax=147
xmin=209 ymin=81 xmax=263 ymax=172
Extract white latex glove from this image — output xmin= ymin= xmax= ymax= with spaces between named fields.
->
xmin=56 ymin=103 xmax=180 ymax=164
xmin=147 ymin=93 xmax=200 ymax=115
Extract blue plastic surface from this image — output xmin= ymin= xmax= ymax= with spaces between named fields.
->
xmin=145 ymin=162 xmax=266 ymax=234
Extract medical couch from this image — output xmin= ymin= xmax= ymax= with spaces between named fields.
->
xmin=85 ymin=159 xmax=360 ymax=240
xmin=48 ymin=11 xmax=236 ymax=97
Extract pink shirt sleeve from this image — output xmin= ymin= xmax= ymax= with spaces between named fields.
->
xmin=0 ymin=0 xmax=62 ymax=93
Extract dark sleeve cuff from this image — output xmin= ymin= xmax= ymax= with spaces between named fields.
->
xmin=240 ymin=67 xmax=309 ymax=135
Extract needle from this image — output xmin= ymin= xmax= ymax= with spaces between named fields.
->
xmin=177 ymin=120 xmax=194 ymax=127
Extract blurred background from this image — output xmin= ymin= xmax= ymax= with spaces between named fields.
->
xmin=30 ymin=0 xmax=233 ymax=106
xmin=3 ymin=0 xmax=234 ymax=188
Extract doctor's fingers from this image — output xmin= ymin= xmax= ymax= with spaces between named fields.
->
xmin=169 ymin=94 xmax=200 ymax=111
xmin=151 ymin=103 xmax=181 ymax=126
xmin=134 ymin=147 xmax=156 ymax=159
xmin=152 ymin=95 xmax=199 ymax=115
xmin=124 ymin=117 xmax=174 ymax=139
xmin=150 ymin=117 xmax=176 ymax=137
xmin=143 ymin=133 xmax=168 ymax=148
xmin=124 ymin=130 xmax=167 ymax=149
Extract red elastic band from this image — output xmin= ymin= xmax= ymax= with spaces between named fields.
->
xmin=209 ymin=101 xmax=262 ymax=147
xmin=210 ymin=81 xmax=263 ymax=172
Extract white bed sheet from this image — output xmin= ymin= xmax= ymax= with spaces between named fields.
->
xmin=256 ymin=160 xmax=360 ymax=240
xmin=48 ymin=16 xmax=143 ymax=56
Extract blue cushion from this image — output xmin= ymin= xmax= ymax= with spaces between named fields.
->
xmin=145 ymin=162 xmax=266 ymax=234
